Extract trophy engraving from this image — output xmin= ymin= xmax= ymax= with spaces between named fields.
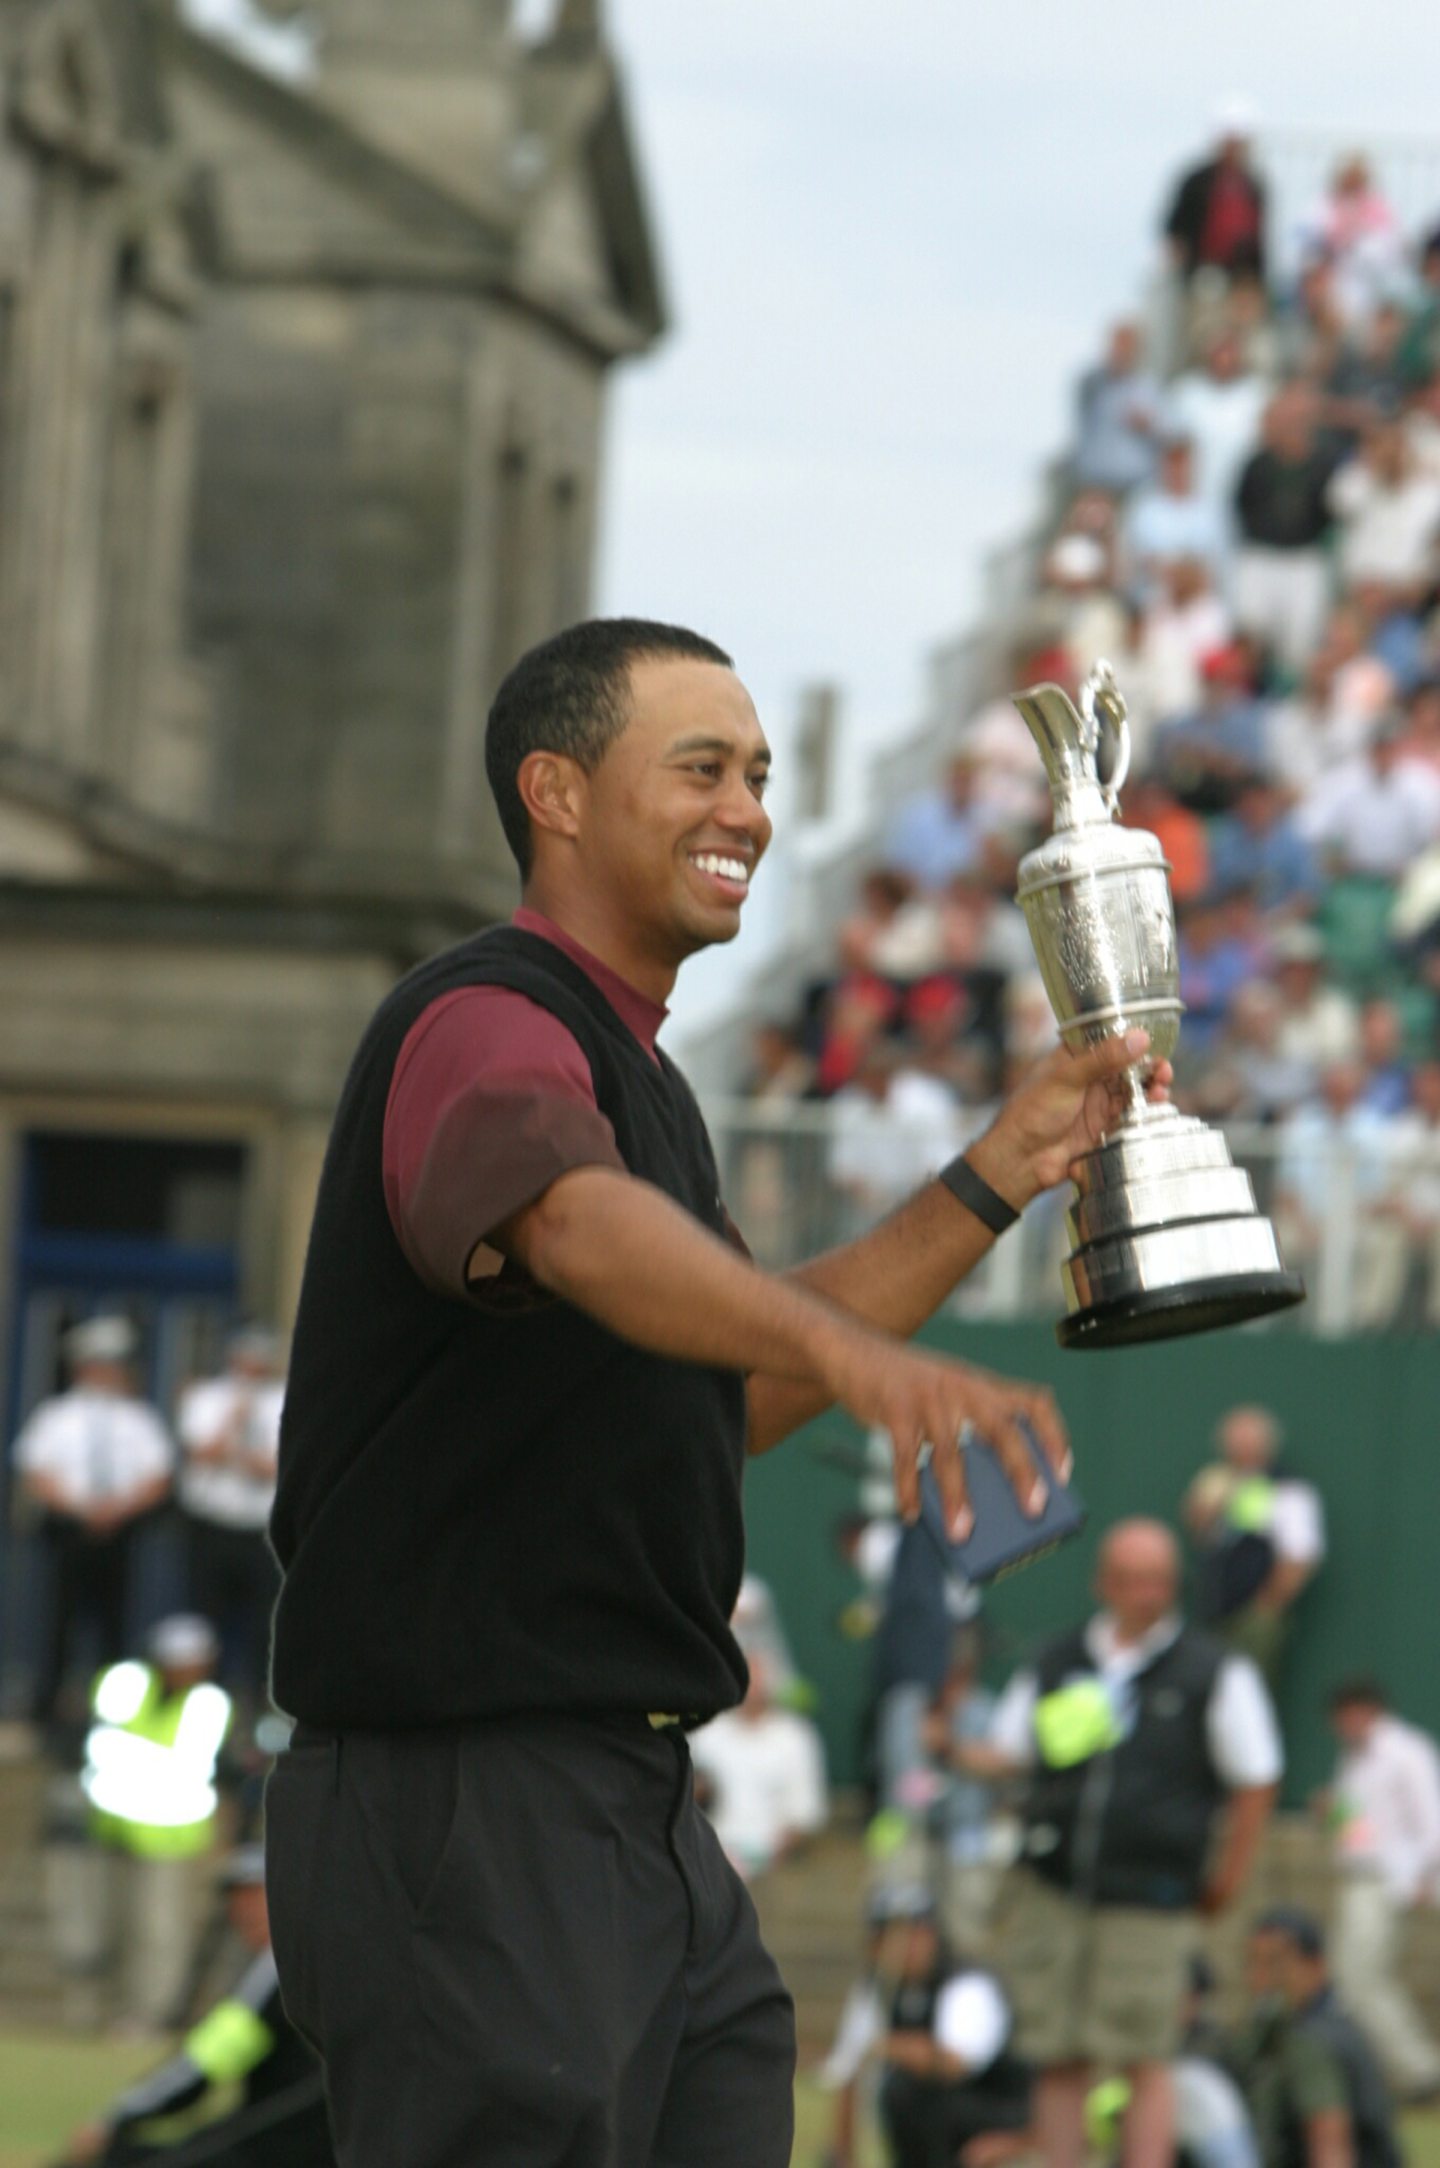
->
xmin=1013 ymin=662 xmax=1306 ymax=1349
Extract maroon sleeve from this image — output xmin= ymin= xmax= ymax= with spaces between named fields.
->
xmin=382 ymin=986 xmax=626 ymax=1298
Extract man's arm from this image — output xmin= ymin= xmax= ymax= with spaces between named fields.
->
xmin=743 ymin=1030 xmax=1157 ymax=1455
xmin=1201 ymin=1783 xmax=1278 ymax=1914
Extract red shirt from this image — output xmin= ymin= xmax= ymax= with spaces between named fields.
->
xmin=382 ymin=909 xmax=668 ymax=1295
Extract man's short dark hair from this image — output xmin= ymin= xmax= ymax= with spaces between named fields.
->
xmin=484 ymin=618 xmax=733 ymax=876
xmin=1256 ymin=1907 xmax=1326 ymax=1960
xmin=1329 ymin=1675 xmax=1388 ymax=1714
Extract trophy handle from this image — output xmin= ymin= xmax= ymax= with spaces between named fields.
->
xmin=1079 ymin=662 xmax=1130 ymax=815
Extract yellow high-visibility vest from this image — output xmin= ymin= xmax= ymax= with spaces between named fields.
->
xmin=83 ymin=1662 xmax=232 ymax=1859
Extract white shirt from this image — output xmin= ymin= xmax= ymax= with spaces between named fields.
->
xmin=176 ymin=1375 xmax=284 ymax=1530
xmin=14 ymin=1387 xmax=173 ymax=1509
xmin=690 ymin=1707 xmax=828 ymax=1877
xmin=1298 ymin=754 xmax=1440 ymax=878
xmin=1334 ymin=1714 xmax=1440 ymax=1903
xmin=990 ymin=1612 xmax=1282 ymax=1789
xmin=1166 ymin=372 xmax=1268 ymax=524
xmin=1328 ymin=461 xmax=1440 ymax=589
xmin=1267 ymin=1479 xmax=1326 ymax=1568
xmin=827 ymin=1071 xmax=962 ymax=1212
xmin=934 ymin=1971 xmax=1010 ymax=2070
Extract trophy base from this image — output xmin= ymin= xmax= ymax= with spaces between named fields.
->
xmin=1057 ymin=1269 xmax=1307 ymax=1351
xmin=1055 ymin=1109 xmax=1306 ymax=1350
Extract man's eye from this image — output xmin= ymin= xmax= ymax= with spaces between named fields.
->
xmin=749 ymin=774 xmax=770 ymax=798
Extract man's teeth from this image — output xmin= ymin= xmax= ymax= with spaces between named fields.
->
xmin=692 ymin=853 xmax=749 ymax=884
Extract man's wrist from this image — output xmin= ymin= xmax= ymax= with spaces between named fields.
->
xmin=939 ymin=1152 xmax=1020 ymax=1236
xmin=962 ymin=1127 xmax=1040 ymax=1215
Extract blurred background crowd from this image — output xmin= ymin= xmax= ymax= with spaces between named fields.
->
xmin=730 ymin=105 xmax=1440 ymax=1343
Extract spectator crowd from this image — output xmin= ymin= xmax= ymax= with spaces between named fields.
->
xmin=740 ymin=111 xmax=1440 ymax=1333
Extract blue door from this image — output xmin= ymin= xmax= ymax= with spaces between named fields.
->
xmin=2 ymin=1132 xmax=248 ymax=1714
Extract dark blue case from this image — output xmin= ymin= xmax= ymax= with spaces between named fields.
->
xmin=918 ymin=1423 xmax=1086 ymax=1585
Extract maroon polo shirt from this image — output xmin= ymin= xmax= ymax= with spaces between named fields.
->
xmin=382 ymin=908 xmax=668 ymax=1298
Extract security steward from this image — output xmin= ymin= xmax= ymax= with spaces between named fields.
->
xmin=988 ymin=1519 xmax=1281 ymax=2168
xmin=55 ymin=1845 xmax=332 ymax=2168
xmin=263 ymin=618 xmax=1163 ymax=2168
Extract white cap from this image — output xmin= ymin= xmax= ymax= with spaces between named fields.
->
xmin=1214 ymin=95 xmax=1259 ymax=141
xmin=65 ymin=1315 xmax=137 ymax=1367
xmin=1047 ymin=533 xmax=1107 ymax=586
xmin=146 ymin=1614 xmax=220 ymax=1669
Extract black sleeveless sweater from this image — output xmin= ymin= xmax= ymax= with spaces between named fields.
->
xmin=269 ymin=928 xmax=749 ymax=1729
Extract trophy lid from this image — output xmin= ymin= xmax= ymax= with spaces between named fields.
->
xmin=1013 ymin=663 xmax=1130 ymax=831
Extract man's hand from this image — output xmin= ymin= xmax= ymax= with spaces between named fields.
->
xmin=967 ymin=1031 xmax=1172 ymax=1208
xmin=817 ymin=1328 xmax=1069 ymax=1539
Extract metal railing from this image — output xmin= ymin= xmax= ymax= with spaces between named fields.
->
xmin=704 ymin=1100 xmax=1440 ymax=1340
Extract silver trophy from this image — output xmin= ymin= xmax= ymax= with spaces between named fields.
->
xmin=1013 ymin=662 xmax=1304 ymax=1349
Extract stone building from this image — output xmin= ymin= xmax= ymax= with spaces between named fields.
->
xmin=0 ymin=0 xmax=663 ymax=1482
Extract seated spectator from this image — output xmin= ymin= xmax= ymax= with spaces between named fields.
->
xmin=689 ymin=1657 xmax=827 ymax=1882
xmin=837 ymin=868 xmax=944 ymax=982
xmin=1265 ymin=608 xmax=1392 ymax=793
xmin=886 ymin=750 xmax=987 ymax=893
xmin=1156 ymin=643 xmax=1269 ymax=813
xmin=1356 ymin=995 xmax=1411 ymax=1115
xmin=1213 ymin=979 xmax=1317 ymax=1123
xmin=1398 ymin=227 xmax=1440 ymax=392
xmin=874 ymin=1900 xmax=1032 ymax=2168
xmin=1072 ymin=319 xmax=1166 ymax=497
xmin=1177 ymin=891 xmax=1266 ymax=1060
xmin=901 ymin=973 xmax=1001 ymax=1105
xmin=1275 ymin=257 xmax=1348 ymax=387
xmin=814 ymin=971 xmax=899 ymax=1096
xmin=1298 ymin=712 xmax=1440 ymax=879
xmin=1167 ymin=328 xmax=1268 ymax=531
xmin=1138 ymin=555 xmax=1233 ymax=726
xmin=1405 ymin=368 xmax=1440 ymax=483
xmin=1162 ymin=103 xmax=1266 ymax=286
xmin=1233 ymin=384 xmax=1337 ymax=674
xmin=1034 ymin=533 xmax=1129 ymax=684
xmin=1318 ymin=301 xmax=1412 ymax=460
xmin=1274 ymin=1057 xmax=1415 ymax=1327
xmin=1238 ymin=1910 xmax=1403 ymax=2168
xmin=1207 ymin=775 xmax=1321 ymax=920
xmin=1125 ymin=435 xmax=1228 ymax=598
xmin=827 ymin=1040 xmax=961 ymax=1223
xmin=1395 ymin=673 xmax=1440 ymax=771
xmin=1299 ymin=153 xmax=1407 ymax=329
xmin=1327 ymin=420 xmax=1440 ymax=600
xmin=1270 ymin=922 xmax=1361 ymax=1094
xmin=1120 ymin=773 xmax=1211 ymax=906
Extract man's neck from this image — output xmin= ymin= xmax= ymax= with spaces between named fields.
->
xmin=520 ymin=885 xmax=679 ymax=1006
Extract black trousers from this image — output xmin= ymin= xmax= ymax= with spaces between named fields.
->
xmin=880 ymin=2065 xmax=1033 ymax=2168
xmin=265 ymin=1715 xmax=796 ymax=2167
xmin=32 ymin=1515 xmax=135 ymax=1724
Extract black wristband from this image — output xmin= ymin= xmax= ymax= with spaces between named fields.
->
xmin=938 ymin=1153 xmax=1020 ymax=1236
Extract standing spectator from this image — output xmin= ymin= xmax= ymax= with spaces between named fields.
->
xmin=886 ymin=751 xmax=987 ymax=893
xmin=1298 ymin=713 xmax=1440 ymax=879
xmin=1125 ymin=437 xmax=1228 ymax=598
xmin=922 ymin=1628 xmax=1003 ymax=1957
xmin=1244 ymin=1908 xmax=1404 ymax=2168
xmin=1274 ymin=1059 xmax=1414 ymax=1327
xmin=176 ymin=1326 xmax=285 ymax=1712
xmin=1162 ymin=104 xmax=1266 ymax=285
xmin=1072 ymin=321 xmax=1166 ymax=497
xmin=990 ymin=1519 xmax=1280 ymax=2168
xmin=1327 ymin=421 xmax=1440 ymax=599
xmin=876 ymin=1899 xmax=1032 ymax=2168
xmin=1136 ymin=556 xmax=1233 ymax=730
xmin=1233 ymin=386 xmax=1337 ymax=674
xmin=1299 ymin=155 xmax=1407 ymax=329
xmin=689 ymin=1657 xmax=827 ymax=1882
xmin=1167 ymin=330 xmax=1268 ymax=532
xmin=14 ymin=1317 xmax=173 ymax=1732
xmin=1325 ymin=1678 xmax=1440 ymax=2102
xmin=872 ymin=1511 xmax=978 ymax=1823
xmin=1181 ymin=1405 xmax=1326 ymax=1689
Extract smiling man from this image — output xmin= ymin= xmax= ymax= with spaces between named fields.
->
xmin=264 ymin=618 xmax=1157 ymax=2168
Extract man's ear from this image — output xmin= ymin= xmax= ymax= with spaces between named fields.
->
xmin=518 ymin=750 xmax=585 ymax=849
